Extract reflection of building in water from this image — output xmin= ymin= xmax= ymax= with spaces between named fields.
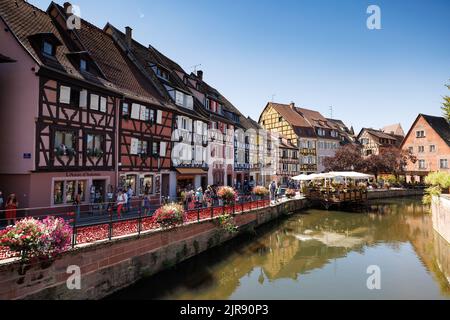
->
xmin=405 ymin=215 xmax=450 ymax=296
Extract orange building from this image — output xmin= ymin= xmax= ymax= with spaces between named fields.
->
xmin=401 ymin=114 xmax=450 ymax=182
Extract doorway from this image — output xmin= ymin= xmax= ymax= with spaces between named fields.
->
xmin=161 ymin=174 xmax=170 ymax=198
xmin=91 ymin=179 xmax=106 ymax=203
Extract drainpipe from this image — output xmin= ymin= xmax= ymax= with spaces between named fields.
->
xmin=115 ymin=97 xmax=121 ymax=191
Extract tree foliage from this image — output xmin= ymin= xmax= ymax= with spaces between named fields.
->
xmin=323 ymin=144 xmax=365 ymax=172
xmin=324 ymin=145 xmax=417 ymax=180
xmin=442 ymin=82 xmax=450 ymax=121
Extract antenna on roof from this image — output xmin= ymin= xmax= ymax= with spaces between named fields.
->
xmin=271 ymin=94 xmax=276 ymax=102
xmin=329 ymin=106 xmax=333 ymax=119
xmin=190 ymin=64 xmax=202 ymax=73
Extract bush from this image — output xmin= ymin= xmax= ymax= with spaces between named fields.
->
xmin=423 ymin=172 xmax=450 ymax=205
xmin=154 ymin=204 xmax=185 ymax=229
xmin=425 ymin=172 xmax=450 ymax=191
xmin=0 ymin=217 xmax=72 ymax=262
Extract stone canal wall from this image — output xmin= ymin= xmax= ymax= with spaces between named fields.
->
xmin=432 ymin=195 xmax=450 ymax=244
xmin=367 ymin=189 xmax=424 ymax=200
xmin=0 ymin=199 xmax=307 ymax=300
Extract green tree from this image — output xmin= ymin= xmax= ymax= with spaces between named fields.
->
xmin=442 ymin=82 xmax=450 ymax=121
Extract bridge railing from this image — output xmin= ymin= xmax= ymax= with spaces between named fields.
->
xmin=0 ymin=195 xmax=272 ymax=261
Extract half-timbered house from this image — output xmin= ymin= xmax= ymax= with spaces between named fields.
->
xmin=49 ymin=3 xmax=175 ymax=205
xmin=104 ymin=24 xmax=210 ymax=197
xmin=0 ymin=0 xmax=120 ymax=208
xmin=259 ymin=102 xmax=318 ymax=173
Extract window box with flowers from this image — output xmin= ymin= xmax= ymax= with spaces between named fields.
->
xmin=54 ymin=145 xmax=76 ymax=157
xmin=87 ymin=148 xmax=104 ymax=158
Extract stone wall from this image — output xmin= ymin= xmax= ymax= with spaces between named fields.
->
xmin=432 ymin=195 xmax=450 ymax=244
xmin=367 ymin=189 xmax=424 ymax=200
xmin=0 ymin=199 xmax=306 ymax=300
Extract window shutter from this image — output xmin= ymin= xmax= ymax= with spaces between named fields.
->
xmin=79 ymin=90 xmax=87 ymax=108
xmin=175 ymin=91 xmax=184 ymax=106
xmin=100 ymin=97 xmax=107 ymax=112
xmin=60 ymin=86 xmax=71 ymax=104
xmin=90 ymin=94 xmax=99 ymax=110
xmin=130 ymin=138 xmax=139 ymax=155
xmin=160 ymin=141 xmax=167 ymax=157
xmin=131 ymin=103 xmax=140 ymax=119
xmin=156 ymin=110 xmax=162 ymax=124
xmin=186 ymin=95 xmax=193 ymax=109
xmin=139 ymin=105 xmax=146 ymax=120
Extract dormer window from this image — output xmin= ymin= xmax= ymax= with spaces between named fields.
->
xmin=80 ymin=59 xmax=87 ymax=71
xmin=43 ymin=41 xmax=55 ymax=56
xmin=150 ymin=64 xmax=170 ymax=81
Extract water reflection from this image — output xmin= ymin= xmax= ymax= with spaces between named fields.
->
xmin=109 ymin=197 xmax=450 ymax=300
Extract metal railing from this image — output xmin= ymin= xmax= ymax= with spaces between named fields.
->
xmin=0 ymin=195 xmax=272 ymax=261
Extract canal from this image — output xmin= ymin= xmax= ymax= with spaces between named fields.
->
xmin=108 ymin=197 xmax=450 ymax=300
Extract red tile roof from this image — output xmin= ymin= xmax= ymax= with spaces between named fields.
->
xmin=0 ymin=0 xmax=110 ymax=88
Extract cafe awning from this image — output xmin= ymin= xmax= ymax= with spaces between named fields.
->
xmin=176 ymin=168 xmax=207 ymax=175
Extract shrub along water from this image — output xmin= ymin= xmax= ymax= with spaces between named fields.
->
xmin=423 ymin=172 xmax=450 ymax=205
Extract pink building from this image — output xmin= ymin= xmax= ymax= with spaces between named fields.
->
xmin=0 ymin=1 xmax=119 ymax=208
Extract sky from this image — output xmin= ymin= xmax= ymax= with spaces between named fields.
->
xmin=29 ymin=0 xmax=450 ymax=133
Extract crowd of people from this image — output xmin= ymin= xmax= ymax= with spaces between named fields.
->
xmin=0 ymin=179 xmax=301 ymax=226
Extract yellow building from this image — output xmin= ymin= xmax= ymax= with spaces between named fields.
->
xmin=259 ymin=102 xmax=318 ymax=173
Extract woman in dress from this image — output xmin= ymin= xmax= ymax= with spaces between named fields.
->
xmin=5 ymin=193 xmax=18 ymax=226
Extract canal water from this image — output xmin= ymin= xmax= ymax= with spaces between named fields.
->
xmin=109 ymin=197 xmax=450 ymax=300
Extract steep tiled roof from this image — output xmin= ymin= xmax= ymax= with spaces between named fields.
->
xmin=359 ymin=128 xmax=404 ymax=146
xmin=0 ymin=0 xmax=110 ymax=88
xmin=382 ymin=123 xmax=405 ymax=137
xmin=422 ymin=114 xmax=450 ymax=147
xmin=268 ymin=103 xmax=311 ymax=128
xmin=105 ymin=23 xmax=207 ymax=117
xmin=72 ymin=14 xmax=163 ymax=105
xmin=297 ymin=107 xmax=338 ymax=130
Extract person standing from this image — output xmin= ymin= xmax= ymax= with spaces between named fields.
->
xmin=73 ymin=191 xmax=82 ymax=221
xmin=126 ymin=186 xmax=133 ymax=212
xmin=116 ymin=190 xmax=126 ymax=219
xmin=142 ymin=194 xmax=151 ymax=216
xmin=5 ymin=194 xmax=18 ymax=226
xmin=270 ymin=181 xmax=277 ymax=204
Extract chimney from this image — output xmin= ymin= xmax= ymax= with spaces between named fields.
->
xmin=125 ymin=26 xmax=133 ymax=47
xmin=64 ymin=2 xmax=72 ymax=14
xmin=289 ymin=102 xmax=295 ymax=109
xmin=197 ymin=70 xmax=203 ymax=81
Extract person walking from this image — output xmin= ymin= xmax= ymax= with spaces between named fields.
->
xmin=195 ymin=187 xmax=204 ymax=208
xmin=126 ymin=186 xmax=133 ymax=212
xmin=270 ymin=181 xmax=277 ymax=204
xmin=116 ymin=190 xmax=126 ymax=219
xmin=73 ymin=191 xmax=82 ymax=221
xmin=142 ymin=194 xmax=151 ymax=216
xmin=5 ymin=193 xmax=18 ymax=226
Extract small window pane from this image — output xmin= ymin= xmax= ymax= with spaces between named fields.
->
xmin=53 ymin=181 xmax=64 ymax=205
xmin=43 ymin=41 xmax=54 ymax=56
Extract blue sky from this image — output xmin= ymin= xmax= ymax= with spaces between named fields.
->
xmin=30 ymin=0 xmax=450 ymax=133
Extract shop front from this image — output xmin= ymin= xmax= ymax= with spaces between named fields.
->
xmin=11 ymin=171 xmax=117 ymax=209
xmin=175 ymin=168 xmax=208 ymax=196
xmin=119 ymin=172 xmax=161 ymax=203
